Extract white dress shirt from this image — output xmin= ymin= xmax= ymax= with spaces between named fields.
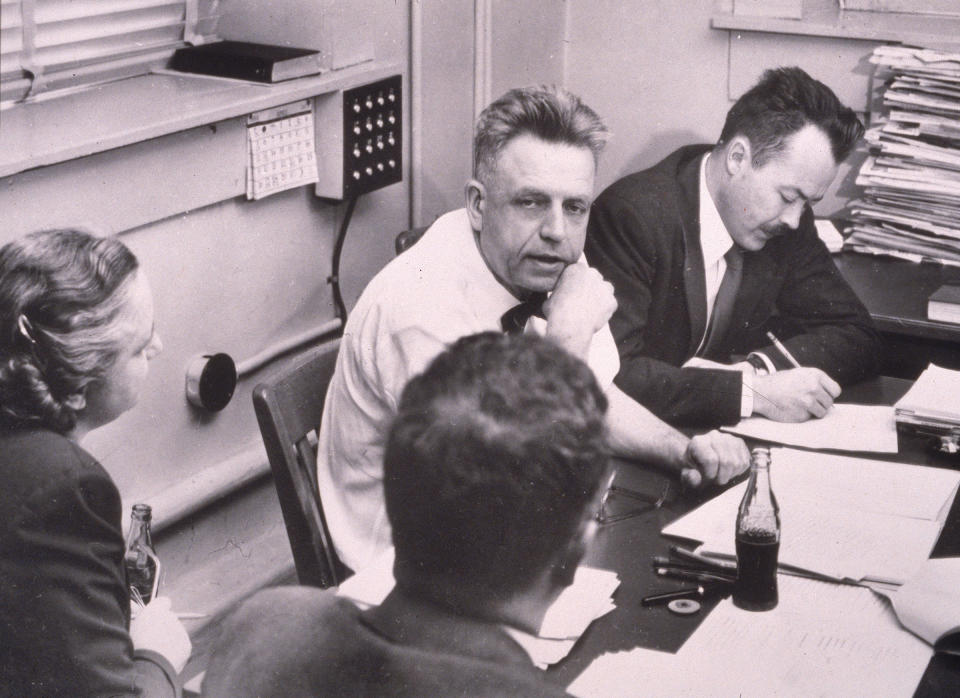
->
xmin=316 ymin=209 xmax=621 ymax=572
xmin=693 ymin=153 xmax=768 ymax=417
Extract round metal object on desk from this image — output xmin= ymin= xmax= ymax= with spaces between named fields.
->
xmin=185 ymin=353 xmax=237 ymax=412
xmin=667 ymin=599 xmax=701 ymax=615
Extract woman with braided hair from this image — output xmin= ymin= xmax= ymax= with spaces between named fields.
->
xmin=0 ymin=229 xmax=190 ymax=696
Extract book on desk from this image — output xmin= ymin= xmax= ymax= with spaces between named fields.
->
xmin=170 ymin=41 xmax=324 ymax=83
xmin=928 ymin=283 xmax=960 ymax=324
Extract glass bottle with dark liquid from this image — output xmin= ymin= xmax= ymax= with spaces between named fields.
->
xmin=125 ymin=503 xmax=159 ymax=604
xmin=733 ymin=447 xmax=780 ymax=611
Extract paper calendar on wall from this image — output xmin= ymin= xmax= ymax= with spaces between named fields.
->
xmin=246 ymin=99 xmax=319 ymax=200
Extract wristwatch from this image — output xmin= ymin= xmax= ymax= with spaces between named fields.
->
xmin=745 ymin=353 xmax=769 ymax=377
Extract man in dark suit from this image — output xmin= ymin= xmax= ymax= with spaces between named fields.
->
xmin=203 ymin=332 xmax=611 ymax=697
xmin=586 ymin=67 xmax=881 ymax=428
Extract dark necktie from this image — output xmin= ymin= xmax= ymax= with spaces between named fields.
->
xmin=701 ymin=246 xmax=743 ymax=356
xmin=500 ymin=293 xmax=547 ymax=335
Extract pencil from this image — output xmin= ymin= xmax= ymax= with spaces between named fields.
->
xmin=765 ymin=331 xmax=801 ymax=368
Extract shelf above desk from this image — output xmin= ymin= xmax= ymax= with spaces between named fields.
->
xmin=711 ymin=0 xmax=960 ymax=48
xmin=0 ymin=61 xmax=399 ymax=179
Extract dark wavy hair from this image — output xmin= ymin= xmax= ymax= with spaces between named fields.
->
xmin=0 ymin=229 xmax=139 ymax=433
xmin=718 ymin=66 xmax=864 ymax=167
xmin=473 ymin=84 xmax=609 ymax=183
xmin=385 ymin=332 xmax=610 ymax=600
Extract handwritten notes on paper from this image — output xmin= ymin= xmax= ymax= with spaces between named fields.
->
xmin=722 ymin=404 xmax=898 ymax=453
xmin=570 ymin=575 xmax=932 ymax=697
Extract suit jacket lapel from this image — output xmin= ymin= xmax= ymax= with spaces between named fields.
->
xmin=676 ymin=149 xmax=708 ymax=357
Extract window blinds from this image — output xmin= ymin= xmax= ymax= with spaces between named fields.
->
xmin=1 ymin=0 xmax=220 ymax=103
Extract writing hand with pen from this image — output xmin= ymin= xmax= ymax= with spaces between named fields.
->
xmin=750 ymin=332 xmax=841 ymax=422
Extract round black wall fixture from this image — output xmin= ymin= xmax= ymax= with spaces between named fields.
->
xmin=185 ymin=353 xmax=237 ymax=412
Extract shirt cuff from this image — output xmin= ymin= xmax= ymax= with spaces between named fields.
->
xmin=748 ymin=351 xmax=777 ymax=376
xmin=741 ymin=370 xmax=755 ymax=418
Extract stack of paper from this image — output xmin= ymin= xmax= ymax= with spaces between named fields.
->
xmin=661 ymin=448 xmax=960 ymax=584
xmin=845 ymin=46 xmax=960 ymax=266
xmin=569 ymin=575 xmax=933 ymax=697
xmin=894 ymin=363 xmax=960 ymax=431
xmin=337 ymin=547 xmax=619 ymax=668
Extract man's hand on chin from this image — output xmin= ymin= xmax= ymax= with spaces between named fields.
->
xmin=542 ymin=264 xmax=617 ymax=359
xmin=752 ymin=368 xmax=841 ymax=422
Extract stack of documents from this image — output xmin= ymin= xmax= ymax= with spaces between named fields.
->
xmin=845 ymin=46 xmax=960 ymax=266
xmin=569 ymin=575 xmax=933 ymax=697
xmin=337 ymin=547 xmax=619 ymax=668
xmin=894 ymin=363 xmax=960 ymax=433
xmin=662 ymin=448 xmax=960 ymax=584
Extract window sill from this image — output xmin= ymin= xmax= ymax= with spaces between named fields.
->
xmin=711 ymin=0 xmax=960 ymax=47
xmin=0 ymin=60 xmax=399 ymax=179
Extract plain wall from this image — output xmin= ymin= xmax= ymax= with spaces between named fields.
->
xmin=565 ymin=0 xmax=880 ymax=216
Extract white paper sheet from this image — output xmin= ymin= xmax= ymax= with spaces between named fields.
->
xmin=661 ymin=448 xmax=960 ymax=583
xmin=722 ymin=404 xmax=898 ymax=453
xmin=570 ymin=576 xmax=933 ymax=698
xmin=896 ymin=364 xmax=960 ymax=423
xmin=336 ymin=547 xmax=619 ymax=668
xmin=886 ymin=557 xmax=960 ymax=645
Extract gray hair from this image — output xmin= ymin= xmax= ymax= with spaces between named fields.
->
xmin=473 ymin=84 xmax=609 ymax=182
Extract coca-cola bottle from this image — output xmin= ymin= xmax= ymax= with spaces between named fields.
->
xmin=733 ymin=447 xmax=780 ymax=611
xmin=124 ymin=503 xmax=159 ymax=604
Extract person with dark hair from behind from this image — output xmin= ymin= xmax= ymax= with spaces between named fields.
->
xmin=586 ymin=66 xmax=881 ymax=429
xmin=0 ymin=229 xmax=190 ymax=696
xmin=203 ymin=332 xmax=610 ymax=697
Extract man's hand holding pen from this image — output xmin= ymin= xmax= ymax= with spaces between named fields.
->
xmin=749 ymin=331 xmax=841 ymax=422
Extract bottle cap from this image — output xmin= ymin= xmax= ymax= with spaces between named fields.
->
xmin=667 ymin=599 xmax=701 ymax=615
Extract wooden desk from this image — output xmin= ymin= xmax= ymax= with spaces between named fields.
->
xmin=549 ymin=376 xmax=960 ymax=695
xmin=834 ymin=252 xmax=960 ymax=378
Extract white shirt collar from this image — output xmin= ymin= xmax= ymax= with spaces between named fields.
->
xmin=698 ymin=152 xmax=735 ymax=269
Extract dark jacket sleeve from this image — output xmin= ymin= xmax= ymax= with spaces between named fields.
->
xmin=0 ymin=438 xmax=178 ymax=698
xmin=751 ymin=209 xmax=882 ymax=383
xmin=586 ymin=187 xmax=744 ymax=427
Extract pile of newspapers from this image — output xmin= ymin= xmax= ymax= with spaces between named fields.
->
xmin=844 ymin=45 xmax=960 ymax=266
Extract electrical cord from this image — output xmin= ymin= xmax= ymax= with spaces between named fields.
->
xmin=328 ymin=195 xmax=359 ymax=331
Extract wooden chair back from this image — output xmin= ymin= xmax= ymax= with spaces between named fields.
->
xmin=252 ymin=339 xmax=343 ymax=588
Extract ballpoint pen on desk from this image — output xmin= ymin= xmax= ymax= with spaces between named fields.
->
xmin=765 ymin=331 xmax=802 ymax=369
xmin=651 ymin=556 xmax=721 ymax=573
xmin=641 ymin=582 xmax=732 ymax=607
xmin=656 ymin=567 xmax=738 ymax=585
xmin=668 ymin=545 xmax=737 ymax=573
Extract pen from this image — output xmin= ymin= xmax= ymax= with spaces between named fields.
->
xmin=656 ymin=567 xmax=737 ymax=585
xmin=765 ymin=331 xmax=802 ymax=369
xmin=669 ymin=545 xmax=737 ymax=572
xmin=176 ymin=612 xmax=209 ymax=619
xmin=641 ymin=582 xmax=731 ymax=607
xmin=651 ymin=556 xmax=720 ymax=573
